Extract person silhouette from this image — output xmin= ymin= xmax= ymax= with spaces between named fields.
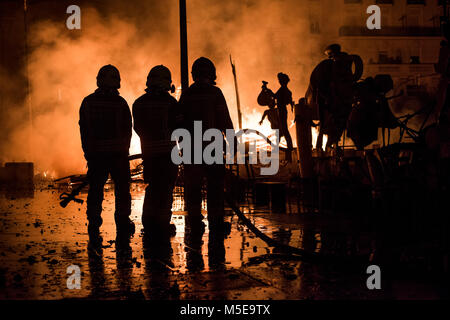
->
xmin=132 ymin=65 xmax=178 ymax=239
xmin=307 ymin=44 xmax=363 ymax=149
xmin=275 ymin=72 xmax=294 ymax=155
xmin=178 ymin=57 xmax=234 ymax=237
xmin=79 ymin=64 xmax=134 ymax=238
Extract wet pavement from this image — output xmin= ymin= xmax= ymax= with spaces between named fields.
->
xmin=0 ymin=185 xmax=447 ymax=300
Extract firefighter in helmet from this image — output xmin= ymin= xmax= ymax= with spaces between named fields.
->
xmin=79 ymin=64 xmax=134 ymax=237
xmin=132 ymin=65 xmax=179 ymax=238
xmin=178 ymin=57 xmax=234 ymax=236
xmin=307 ymin=44 xmax=363 ymax=149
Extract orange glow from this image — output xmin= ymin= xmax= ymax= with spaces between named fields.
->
xmin=5 ymin=2 xmax=318 ymax=176
xmin=311 ymin=126 xmax=319 ymax=150
xmin=322 ymin=134 xmax=328 ymax=150
xmin=311 ymin=126 xmax=328 ymax=151
xmin=242 ymin=108 xmax=274 ymax=138
xmin=129 ymin=132 xmax=142 ymax=155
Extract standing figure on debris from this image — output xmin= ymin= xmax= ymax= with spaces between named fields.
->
xmin=306 ymin=44 xmax=363 ymax=149
xmin=79 ymin=64 xmax=134 ymax=237
xmin=257 ymin=78 xmax=293 ymax=161
xmin=275 ymin=72 xmax=294 ymax=158
xmin=178 ymin=57 xmax=234 ymax=236
xmin=132 ymin=65 xmax=178 ymax=239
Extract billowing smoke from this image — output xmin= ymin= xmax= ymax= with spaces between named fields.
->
xmin=2 ymin=0 xmax=320 ymax=177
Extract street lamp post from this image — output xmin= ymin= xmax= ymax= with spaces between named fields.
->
xmin=179 ymin=0 xmax=189 ymax=93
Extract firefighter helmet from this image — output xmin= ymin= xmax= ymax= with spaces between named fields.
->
xmin=96 ymin=64 xmax=121 ymax=89
xmin=324 ymin=44 xmax=341 ymax=59
xmin=146 ymin=65 xmax=173 ymax=91
xmin=191 ymin=57 xmax=217 ymax=83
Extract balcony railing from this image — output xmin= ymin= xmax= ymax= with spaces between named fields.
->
xmin=339 ymin=26 xmax=441 ymax=37
xmin=365 ymin=63 xmax=435 ymax=75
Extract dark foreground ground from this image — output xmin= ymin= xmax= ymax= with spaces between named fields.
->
xmin=0 ymin=185 xmax=448 ymax=300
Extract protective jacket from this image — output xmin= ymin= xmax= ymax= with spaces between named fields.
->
xmin=133 ymin=89 xmax=179 ymax=156
xmin=179 ymin=82 xmax=233 ymax=134
xmin=79 ymin=88 xmax=132 ymax=159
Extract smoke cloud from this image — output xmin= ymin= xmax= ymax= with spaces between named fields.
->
xmin=2 ymin=0 xmax=320 ymax=176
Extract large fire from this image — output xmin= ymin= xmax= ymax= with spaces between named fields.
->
xmin=4 ymin=1 xmax=325 ymax=177
xmin=129 ymin=133 xmax=142 ymax=156
xmin=311 ymin=125 xmax=328 ymax=151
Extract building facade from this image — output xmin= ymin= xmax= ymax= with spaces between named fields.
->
xmin=308 ymin=0 xmax=444 ymax=103
xmin=302 ymin=0 xmax=448 ymax=147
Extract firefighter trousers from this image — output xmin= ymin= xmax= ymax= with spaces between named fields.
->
xmin=142 ymin=154 xmax=178 ymax=230
xmin=183 ymin=164 xmax=225 ymax=230
xmin=86 ymin=155 xmax=131 ymax=227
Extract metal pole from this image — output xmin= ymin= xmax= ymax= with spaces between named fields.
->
xmin=294 ymin=100 xmax=313 ymax=179
xmin=179 ymin=0 xmax=189 ymax=92
xmin=230 ymin=55 xmax=242 ymax=130
xmin=23 ymin=0 xmax=33 ymax=160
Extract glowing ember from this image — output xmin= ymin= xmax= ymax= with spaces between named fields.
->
xmin=174 ymin=86 xmax=182 ymax=101
xmin=322 ymin=134 xmax=328 ymax=151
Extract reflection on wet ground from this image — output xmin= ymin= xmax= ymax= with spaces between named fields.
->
xmin=0 ymin=187 xmax=446 ymax=299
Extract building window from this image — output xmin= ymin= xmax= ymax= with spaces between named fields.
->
xmin=376 ymin=50 xmax=402 ymax=64
xmin=382 ymin=7 xmax=391 ymax=27
xmin=345 ymin=15 xmax=360 ymax=26
xmin=407 ymin=8 xmax=422 ymax=27
xmin=310 ymin=18 xmax=320 ymax=34
xmin=343 ymin=6 xmax=362 ymax=27
xmin=407 ymin=15 xmax=420 ymax=26
xmin=410 ymin=56 xmax=421 ymax=64
xmin=378 ymin=51 xmax=389 ymax=64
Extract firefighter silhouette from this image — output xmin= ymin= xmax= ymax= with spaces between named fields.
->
xmin=306 ymin=44 xmax=363 ymax=149
xmin=132 ymin=65 xmax=178 ymax=238
xmin=347 ymin=74 xmax=398 ymax=150
xmin=79 ymin=64 xmax=134 ymax=237
xmin=178 ymin=57 xmax=234 ymax=236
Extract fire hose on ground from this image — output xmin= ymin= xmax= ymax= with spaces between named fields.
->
xmin=57 ymin=152 xmax=370 ymax=266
